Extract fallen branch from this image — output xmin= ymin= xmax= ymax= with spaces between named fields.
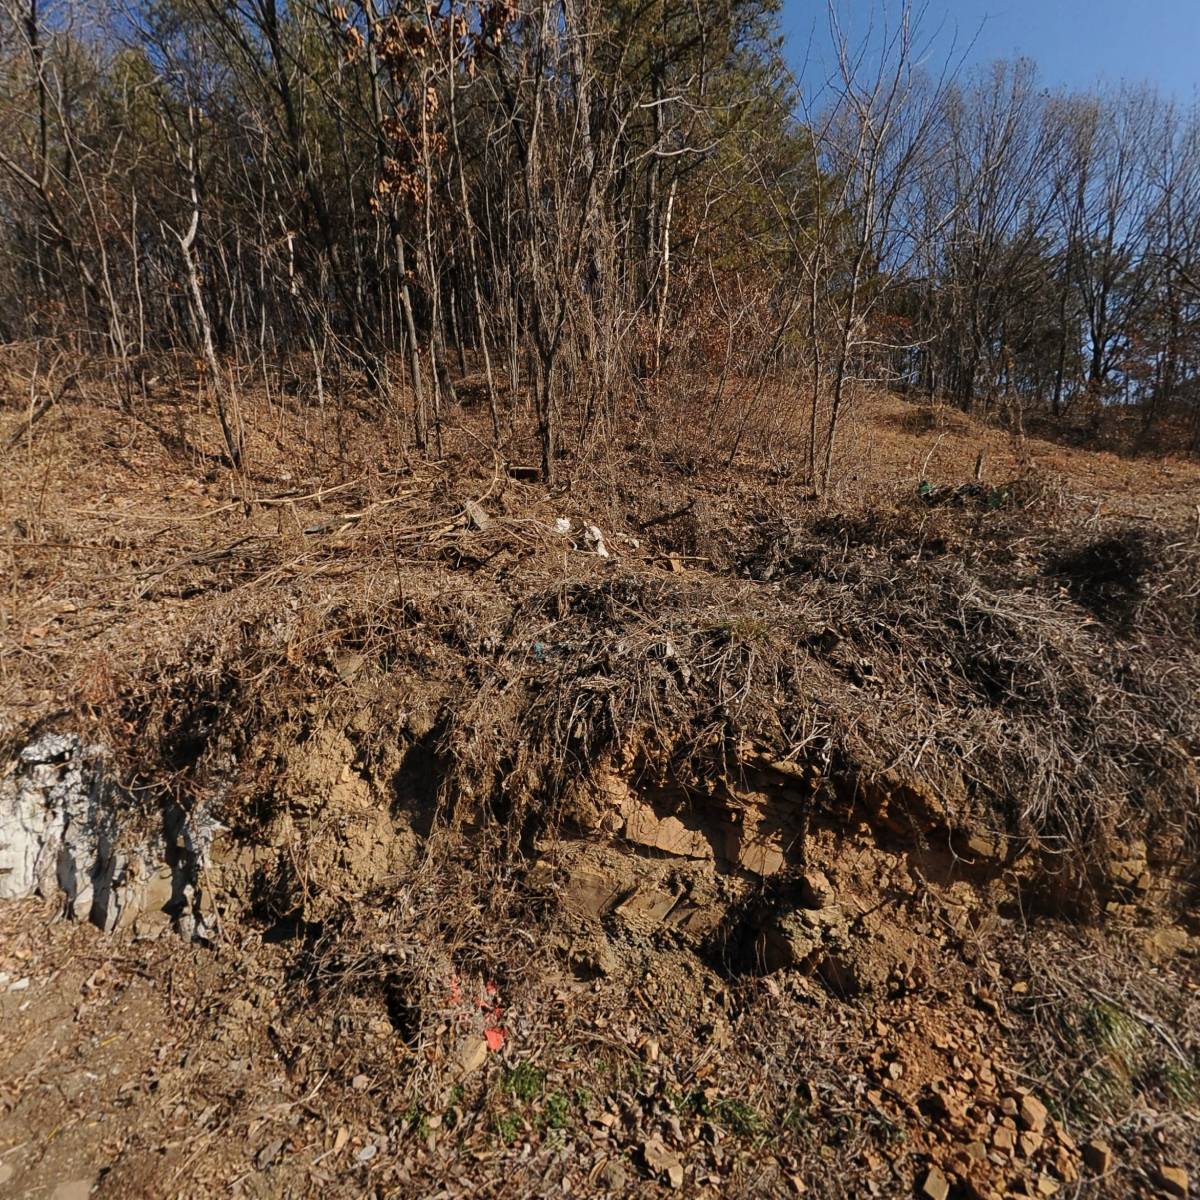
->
xmin=4 ymin=372 xmax=77 ymax=452
xmin=637 ymin=498 xmax=695 ymax=532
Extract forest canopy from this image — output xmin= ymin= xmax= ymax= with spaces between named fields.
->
xmin=1 ymin=0 xmax=1198 ymax=478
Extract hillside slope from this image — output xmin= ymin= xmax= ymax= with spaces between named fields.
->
xmin=1 ymin=384 xmax=1197 ymax=1199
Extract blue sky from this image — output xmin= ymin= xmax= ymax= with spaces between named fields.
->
xmin=781 ymin=0 xmax=1200 ymax=102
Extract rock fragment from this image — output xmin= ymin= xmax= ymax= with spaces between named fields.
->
xmin=453 ymin=1037 xmax=489 ymax=1078
xmin=1153 ymin=1165 xmax=1189 ymax=1198
xmin=643 ymin=1137 xmax=684 ymax=1189
xmin=798 ymin=868 xmax=833 ymax=909
xmin=51 ymin=1183 xmax=94 ymax=1200
xmin=1018 ymin=1131 xmax=1043 ymax=1158
xmin=993 ymin=1126 xmax=1017 ymax=1154
xmin=921 ymin=1165 xmax=950 ymax=1200
xmin=599 ymin=1159 xmax=628 ymax=1192
xmin=1082 ymin=1140 xmax=1113 ymax=1175
xmin=1017 ymin=1094 xmax=1048 ymax=1133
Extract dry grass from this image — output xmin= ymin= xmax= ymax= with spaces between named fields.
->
xmin=2 ymin=362 xmax=1198 ymax=880
xmin=0 ymin=359 xmax=1197 ymax=1197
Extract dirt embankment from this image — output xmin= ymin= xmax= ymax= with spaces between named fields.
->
xmin=1 ymin=384 xmax=1197 ymax=1198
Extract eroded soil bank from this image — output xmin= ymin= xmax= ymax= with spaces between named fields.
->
xmin=1 ymin=706 xmax=1196 ymax=1199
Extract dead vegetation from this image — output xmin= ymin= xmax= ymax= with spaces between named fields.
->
xmin=1 ymin=379 xmax=1198 ymax=1198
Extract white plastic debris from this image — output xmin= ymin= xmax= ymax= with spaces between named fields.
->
xmin=581 ymin=524 xmax=610 ymax=558
xmin=551 ymin=517 xmax=610 ymax=557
